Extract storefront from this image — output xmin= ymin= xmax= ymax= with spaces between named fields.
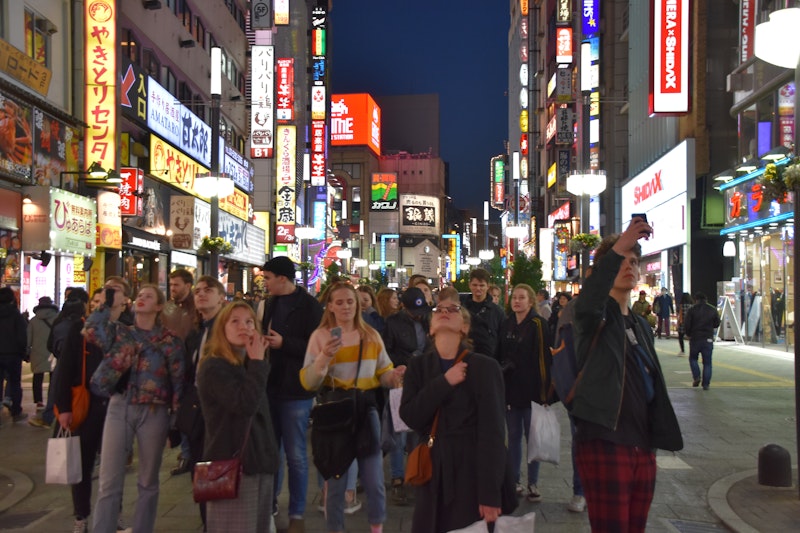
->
xmin=719 ymin=157 xmax=794 ymax=347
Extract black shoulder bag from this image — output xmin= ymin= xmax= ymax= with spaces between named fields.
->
xmin=310 ymin=340 xmax=366 ymax=480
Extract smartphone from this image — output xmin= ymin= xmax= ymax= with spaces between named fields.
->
xmin=631 ymin=212 xmax=651 ymax=236
xmin=330 ymin=327 xmax=342 ymax=340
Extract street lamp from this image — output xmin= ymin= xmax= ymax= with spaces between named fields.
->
xmin=59 ymin=161 xmax=120 ymax=189
xmin=480 ymin=200 xmax=494 ymax=261
xmin=208 ymin=46 xmax=222 ymax=278
xmin=754 ymin=6 xmax=800 ymax=497
xmin=567 ymin=169 xmax=607 ymax=279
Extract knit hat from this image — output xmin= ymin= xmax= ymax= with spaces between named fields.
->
xmin=262 ymin=256 xmax=297 ymax=280
xmin=401 ymin=287 xmax=431 ymax=317
xmin=0 ymin=286 xmax=15 ymax=304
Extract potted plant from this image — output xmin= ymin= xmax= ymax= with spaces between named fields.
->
xmin=198 ymin=236 xmax=234 ymax=255
xmin=758 ymin=158 xmax=800 ymax=203
xmin=569 ymin=232 xmax=601 ymax=254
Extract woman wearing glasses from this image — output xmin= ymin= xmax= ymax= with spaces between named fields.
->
xmin=400 ymin=287 xmax=507 ymax=532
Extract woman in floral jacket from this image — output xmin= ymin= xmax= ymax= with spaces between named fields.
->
xmin=84 ymin=279 xmax=185 ymax=533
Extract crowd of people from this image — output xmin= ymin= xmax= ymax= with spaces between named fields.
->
xmin=0 ymin=220 xmax=699 ymax=533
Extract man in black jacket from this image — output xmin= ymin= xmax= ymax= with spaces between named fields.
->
xmin=460 ymin=268 xmax=505 ymax=360
xmin=261 ymin=256 xmax=323 ymax=531
xmin=0 ymin=287 xmax=28 ymax=422
xmin=684 ymin=291 xmax=721 ymax=390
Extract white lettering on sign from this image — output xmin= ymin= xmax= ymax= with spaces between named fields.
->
xmin=130 ymin=236 xmax=161 ymax=251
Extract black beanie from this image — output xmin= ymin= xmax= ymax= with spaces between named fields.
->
xmin=262 ymin=256 xmax=296 ymax=280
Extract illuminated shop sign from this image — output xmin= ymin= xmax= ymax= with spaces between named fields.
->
xmin=147 ymin=78 xmax=211 ymax=167
xmin=557 ymin=0 xmax=572 ymax=23
xmin=556 ymin=27 xmax=573 ymax=64
xmin=275 ymin=126 xmax=296 ymax=243
xmin=120 ymin=58 xmax=147 ymax=127
xmin=274 ymin=0 xmax=289 ymax=25
xmin=221 ymin=143 xmax=254 ymax=193
xmin=652 ymin=0 xmax=690 ymax=114
xmin=149 ymin=135 xmax=209 ymax=195
xmin=96 ymin=190 xmax=121 ymax=249
xmin=370 ymin=173 xmax=398 ymax=211
xmin=491 ymin=156 xmax=505 ymax=209
xmin=50 ymin=188 xmax=97 ymax=254
xmin=311 ymin=120 xmax=327 ymax=186
xmin=85 ymin=0 xmax=117 ymax=174
xmin=0 ymin=37 xmax=50 ymax=95
xmin=330 ymin=94 xmax=381 ymax=156
xmin=250 ymin=45 xmax=274 ymax=159
xmin=400 ymin=195 xmax=439 ymax=235
xmin=118 ymin=167 xmax=143 ymax=217
xmin=582 ymin=0 xmax=600 ymax=36
xmin=276 ymin=59 xmax=295 ymax=121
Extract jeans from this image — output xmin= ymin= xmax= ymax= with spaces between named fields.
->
xmin=689 ymin=338 xmax=713 ymax=387
xmin=325 ymin=408 xmax=385 ymax=530
xmin=389 ymin=430 xmax=407 ymax=480
xmin=656 ymin=316 xmax=670 ymax=337
xmin=0 ymin=355 xmax=22 ymax=416
xmin=270 ymin=397 xmax=313 ymax=517
xmin=506 ymin=405 xmax=540 ymax=487
xmin=92 ymin=393 xmax=169 ymax=533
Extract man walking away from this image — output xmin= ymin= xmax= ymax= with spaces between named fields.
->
xmin=684 ymin=292 xmax=721 ymax=390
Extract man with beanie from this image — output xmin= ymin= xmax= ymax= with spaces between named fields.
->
xmin=0 ymin=287 xmax=29 ymax=422
xmin=260 ymin=256 xmax=323 ymax=533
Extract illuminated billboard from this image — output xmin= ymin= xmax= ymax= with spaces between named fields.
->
xmin=250 ymin=45 xmax=274 ymax=158
xmin=330 ymin=94 xmax=381 ymax=156
xmin=275 ymin=126 xmax=296 ymax=243
xmin=651 ymin=0 xmax=690 ymax=114
xmin=400 ymin=194 xmax=439 ymax=235
xmin=276 ymin=59 xmax=294 ymax=121
xmin=85 ymin=0 xmax=117 ymax=174
xmin=370 ymin=173 xmax=398 ymax=211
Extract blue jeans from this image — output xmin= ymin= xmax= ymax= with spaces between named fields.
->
xmin=689 ymin=339 xmax=713 ymax=387
xmin=325 ymin=408 xmax=385 ymax=530
xmin=506 ymin=405 xmax=540 ymax=486
xmin=92 ymin=393 xmax=169 ymax=533
xmin=270 ymin=397 xmax=313 ymax=517
xmin=389 ymin=430 xmax=407 ymax=480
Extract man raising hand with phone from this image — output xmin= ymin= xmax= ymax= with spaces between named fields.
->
xmin=260 ymin=256 xmax=324 ymax=532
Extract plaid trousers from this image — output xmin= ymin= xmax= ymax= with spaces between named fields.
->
xmin=206 ymin=473 xmax=273 ymax=532
xmin=576 ymin=439 xmax=656 ymax=533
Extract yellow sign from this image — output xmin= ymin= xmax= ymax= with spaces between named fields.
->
xmin=149 ymin=135 xmax=210 ymax=196
xmin=547 ymin=162 xmax=557 ymax=188
xmin=85 ymin=0 xmax=117 ymax=173
xmin=220 ymin=188 xmax=249 ymax=220
xmin=0 ymin=38 xmax=51 ymax=96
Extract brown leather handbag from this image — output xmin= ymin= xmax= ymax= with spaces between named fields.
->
xmin=192 ymin=417 xmax=253 ymax=503
xmin=405 ymin=350 xmax=468 ymax=486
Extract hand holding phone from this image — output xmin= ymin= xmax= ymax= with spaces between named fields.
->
xmin=330 ymin=327 xmax=342 ymax=340
xmin=631 ymin=213 xmax=651 ymax=237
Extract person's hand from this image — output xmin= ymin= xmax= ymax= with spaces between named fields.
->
xmin=246 ymin=330 xmax=268 ymax=361
xmin=479 ymin=504 xmax=501 ymax=522
xmin=613 ymin=216 xmax=652 ymax=256
xmin=57 ymin=411 xmax=72 ymax=431
xmin=391 ymin=365 xmax=406 ymax=388
xmin=444 ymin=361 xmax=468 ymax=386
xmin=265 ymin=329 xmax=284 ymax=350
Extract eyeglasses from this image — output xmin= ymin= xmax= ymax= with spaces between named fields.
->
xmin=432 ymin=305 xmax=462 ymax=314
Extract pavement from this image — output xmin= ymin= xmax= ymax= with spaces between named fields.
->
xmin=0 ymin=337 xmax=798 ymax=531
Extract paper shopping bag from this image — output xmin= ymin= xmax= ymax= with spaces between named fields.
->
xmin=46 ymin=427 xmax=82 ymax=484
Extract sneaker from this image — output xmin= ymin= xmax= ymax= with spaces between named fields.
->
xmin=28 ymin=416 xmax=50 ymax=428
xmin=12 ymin=412 xmax=28 ymax=423
xmin=703 ymin=385 xmax=709 ymax=390
xmin=35 ymin=402 xmax=44 ymax=410
xmin=515 ymin=482 xmax=525 ymax=496
xmin=526 ymin=484 xmax=542 ymax=503
xmin=317 ymin=489 xmax=326 ymax=513
xmin=567 ymin=495 xmax=586 ymax=512
xmin=692 ymin=378 xmax=700 ymax=387
xmin=390 ymin=478 xmax=408 ymax=505
xmin=343 ymin=496 xmax=362 ymax=515
xmin=73 ymin=518 xmax=88 ymax=533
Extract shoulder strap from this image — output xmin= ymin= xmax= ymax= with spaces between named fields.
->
xmin=533 ymin=318 xmax=547 ymax=404
xmin=428 ymin=349 xmax=468 ymax=446
xmin=42 ymin=318 xmax=53 ymax=329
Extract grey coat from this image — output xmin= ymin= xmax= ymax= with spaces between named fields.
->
xmin=27 ymin=306 xmax=58 ymax=373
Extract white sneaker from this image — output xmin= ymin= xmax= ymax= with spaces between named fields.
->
xmin=567 ymin=495 xmax=586 ymax=512
xmin=343 ymin=496 xmax=362 ymax=515
xmin=515 ymin=482 xmax=525 ymax=495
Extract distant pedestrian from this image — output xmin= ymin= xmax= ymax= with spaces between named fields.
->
xmin=535 ymin=289 xmax=552 ymax=321
xmin=654 ymin=288 xmax=674 ymax=338
xmin=572 ymin=221 xmax=683 ymax=532
xmin=488 ymin=284 xmax=503 ymax=308
xmin=27 ymin=296 xmax=58 ymax=410
xmin=771 ymin=288 xmax=785 ymax=337
xmin=0 ymin=286 xmax=28 ymax=423
xmin=631 ymin=290 xmax=650 ymax=318
xmin=676 ymin=292 xmax=694 ymax=355
xmin=376 ymin=288 xmax=400 ymax=318
xmin=684 ymin=292 xmax=721 ymax=390
xmin=460 ymin=268 xmax=505 ymax=360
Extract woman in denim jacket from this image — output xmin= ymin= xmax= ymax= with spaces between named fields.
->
xmin=85 ymin=279 xmax=185 ymax=533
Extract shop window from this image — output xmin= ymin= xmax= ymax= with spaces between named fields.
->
xmin=24 ymin=8 xmax=53 ymax=67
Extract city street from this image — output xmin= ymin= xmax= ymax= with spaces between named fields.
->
xmin=0 ymin=337 xmax=798 ymax=532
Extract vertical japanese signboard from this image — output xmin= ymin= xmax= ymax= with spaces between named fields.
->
xmin=276 ymin=59 xmax=294 ymax=121
xmin=85 ymin=0 xmax=117 ymax=174
xmin=651 ymin=0 xmax=690 ymax=114
xmin=250 ymin=45 xmax=274 ymax=158
xmin=275 ymin=126 xmax=296 ymax=244
xmin=118 ymin=167 xmax=143 ymax=217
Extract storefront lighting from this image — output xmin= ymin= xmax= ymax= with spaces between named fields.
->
xmin=22 ymin=194 xmax=32 ymax=204
xmin=567 ymin=170 xmax=608 ymax=197
xmin=479 ymin=249 xmax=495 ymax=260
xmin=87 ymin=161 xmax=107 ymax=179
xmin=735 ymin=159 xmax=759 ymax=173
xmin=760 ymin=146 xmax=792 ymax=162
xmin=754 ymin=8 xmax=800 ymax=69
xmin=368 ymin=262 xmax=380 ymax=271
xmin=722 ymin=240 xmax=736 ymax=257
xmin=354 ymin=258 xmax=368 ymax=268
xmin=194 ymin=173 xmax=235 ymax=199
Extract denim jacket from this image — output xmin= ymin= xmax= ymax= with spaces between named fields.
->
xmin=85 ymin=306 xmax=185 ymax=411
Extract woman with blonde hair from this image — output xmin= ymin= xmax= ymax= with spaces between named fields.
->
xmin=400 ymin=288 xmax=507 ymax=532
xmin=85 ymin=282 xmax=184 ymax=533
xmin=375 ymin=287 xmax=400 ymax=318
xmin=197 ymin=301 xmax=278 ymax=532
xmin=300 ymin=282 xmax=404 ymax=533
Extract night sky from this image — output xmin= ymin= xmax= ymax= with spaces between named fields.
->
xmin=329 ymin=1 xmax=510 ymax=216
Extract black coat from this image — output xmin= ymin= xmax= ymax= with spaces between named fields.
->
xmin=459 ymin=295 xmax=505 ymax=360
xmin=400 ymin=349 xmax=506 ymax=533
xmin=0 ymin=302 xmax=27 ymax=358
xmin=52 ymin=320 xmax=105 ymax=418
xmin=382 ymin=310 xmax=429 ymax=367
xmin=684 ymin=301 xmax=721 ymax=340
xmin=498 ymin=309 xmax=552 ymax=407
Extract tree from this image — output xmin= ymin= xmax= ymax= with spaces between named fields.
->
xmin=509 ymin=253 xmax=544 ymax=292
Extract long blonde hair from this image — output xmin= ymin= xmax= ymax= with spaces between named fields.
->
xmin=318 ymin=282 xmax=380 ymax=345
xmin=201 ymin=301 xmax=261 ymax=366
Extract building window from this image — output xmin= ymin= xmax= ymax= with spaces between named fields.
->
xmin=195 ymin=19 xmax=206 ymax=49
xmin=121 ymin=28 xmax=139 ymax=64
xmin=165 ymin=68 xmax=177 ymax=96
xmin=182 ymin=4 xmax=193 ymax=34
xmin=142 ymin=49 xmax=161 ymax=83
xmin=24 ymin=8 xmax=53 ymax=67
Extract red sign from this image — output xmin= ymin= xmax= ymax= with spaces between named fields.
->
xmin=556 ymin=27 xmax=573 ymax=64
xmin=310 ymin=120 xmax=327 ymax=187
xmin=276 ymin=58 xmax=294 ymax=121
xmin=330 ymin=94 xmax=381 ymax=156
xmin=652 ymin=0 xmax=689 ymax=114
xmin=520 ymin=134 xmax=528 ymax=156
xmin=548 ymin=201 xmax=571 ymax=228
xmin=740 ymin=0 xmax=753 ymax=63
xmin=117 ymin=167 xmax=143 ymax=216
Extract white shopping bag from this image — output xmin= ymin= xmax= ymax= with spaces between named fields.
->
xmin=389 ymin=387 xmax=411 ymax=432
xmin=46 ymin=427 xmax=82 ymax=484
xmin=447 ymin=520 xmax=490 ymax=533
xmin=527 ymin=402 xmax=561 ymax=465
xmin=495 ymin=511 xmax=536 ymax=533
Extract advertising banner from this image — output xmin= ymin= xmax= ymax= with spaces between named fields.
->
xmin=276 ymin=59 xmax=294 ymax=121
xmin=120 ymin=58 xmax=148 ymax=128
xmin=0 ymin=92 xmax=33 ymax=182
xmin=149 ymin=134 xmax=209 ymax=195
xmin=311 ymin=120 xmax=327 ymax=186
xmin=370 ymin=173 xmax=398 ymax=211
xmin=96 ymin=190 xmax=121 ymax=249
xmin=220 ymin=188 xmax=249 ymax=221
xmin=0 ymin=37 xmax=50 ymax=96
xmin=50 ymin=188 xmax=96 ymax=254
xmin=169 ymin=195 xmax=210 ymax=250
xmin=330 ymin=94 xmax=381 ymax=156
xmin=32 ymin=108 xmax=70 ymax=187
xmin=218 ymin=211 xmax=266 ymax=265
xmin=652 ymin=0 xmax=690 ymax=114
xmin=117 ymin=167 xmax=143 ymax=216
xmin=84 ymin=0 xmax=116 ymax=174
xmin=400 ymin=195 xmax=439 ymax=235
xmin=148 ymin=77 xmax=211 ymax=167
xmin=250 ymin=45 xmax=274 ymax=158
xmin=275 ymin=126 xmax=296 ymax=243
